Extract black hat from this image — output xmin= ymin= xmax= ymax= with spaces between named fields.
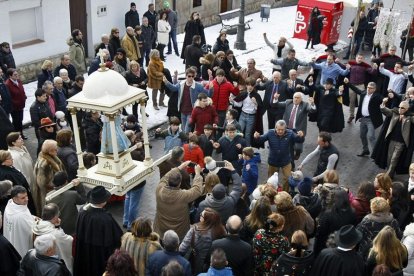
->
xmin=212 ymin=184 xmax=226 ymax=200
xmin=87 ymin=186 xmax=111 ymax=204
xmin=130 ymin=2 xmax=136 ymax=7
xmin=297 ymin=177 xmax=312 ymax=196
xmin=325 ymin=78 xmax=334 ymax=85
xmin=325 ymin=44 xmax=336 ymax=53
xmin=335 ymin=225 xmax=362 ymax=248
xmin=116 ymin=48 xmax=126 ymax=56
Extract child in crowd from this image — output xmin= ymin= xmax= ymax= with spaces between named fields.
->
xmin=123 ymin=114 xmax=141 ymax=134
xmin=288 ymin=170 xmax=304 ymax=195
xmin=55 ymin=111 xmax=71 ymax=131
xmin=222 ymin=108 xmax=242 ymax=133
xmin=82 ymin=152 xmax=96 ymax=169
xmin=183 ymin=134 xmax=205 ymax=175
xmin=198 ymin=124 xmax=216 ymax=157
xmin=214 ymin=124 xmax=247 ymax=174
xmin=190 ymin=93 xmax=218 ymax=136
xmin=155 ymin=116 xmax=188 ymax=153
xmin=241 ymin=147 xmax=261 ymax=200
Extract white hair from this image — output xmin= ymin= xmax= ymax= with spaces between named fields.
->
xmin=163 ymin=230 xmax=179 ymax=251
xmin=34 ymin=234 xmax=56 ymax=255
xmin=59 ymin=68 xmax=68 ymax=76
xmin=53 ymin=76 xmax=63 ymax=83
xmin=276 ymin=120 xmax=286 ymax=128
xmin=101 ymin=34 xmax=109 ymax=40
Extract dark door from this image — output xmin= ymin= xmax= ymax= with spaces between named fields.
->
xmin=69 ymin=0 xmax=88 ymax=55
xmin=220 ymin=0 xmax=228 ymax=13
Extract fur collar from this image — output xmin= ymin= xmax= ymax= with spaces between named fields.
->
xmin=38 ymin=152 xmax=63 ymax=172
xmin=194 ymin=97 xmax=213 ymax=107
xmin=365 ymin=211 xmax=394 ymax=223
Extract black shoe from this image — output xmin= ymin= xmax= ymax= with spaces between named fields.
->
xmin=357 ymin=150 xmax=370 ymax=157
xmin=166 ymin=52 xmax=172 ymax=55
xmin=175 ymin=52 xmax=179 ymax=56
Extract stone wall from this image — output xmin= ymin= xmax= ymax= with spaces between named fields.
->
xmin=17 ymin=55 xmax=63 ymax=84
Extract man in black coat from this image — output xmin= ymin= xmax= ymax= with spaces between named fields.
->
xmin=94 ymin=34 xmax=115 ymax=60
xmin=372 ymin=99 xmax=414 ymax=177
xmin=344 ymin=11 xmax=368 ymax=59
xmin=207 ymin=215 xmax=253 ymax=276
xmin=19 ymin=234 xmax=71 ymax=276
xmin=184 ymin=35 xmax=204 ymax=75
xmin=310 ymin=225 xmax=365 ymax=276
xmin=256 ymin=71 xmax=291 ymax=130
xmin=344 ymin=79 xmax=383 ymax=156
xmin=141 ymin=17 xmax=156 ymax=67
xmin=143 ymin=3 xmax=157 ymax=31
xmin=29 ymin=89 xmax=53 ymax=140
xmin=53 ymin=55 xmax=77 ymax=81
xmin=125 ymin=2 xmax=140 ymax=28
xmin=73 ymin=186 xmax=123 ymax=276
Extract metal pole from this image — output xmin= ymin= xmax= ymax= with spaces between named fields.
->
xmin=234 ymin=0 xmax=246 ymax=50
xmin=349 ymin=0 xmax=362 ymax=60
xmin=402 ymin=11 xmax=414 ymax=61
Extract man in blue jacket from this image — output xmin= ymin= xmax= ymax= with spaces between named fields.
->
xmin=254 ymin=119 xmax=304 ymax=191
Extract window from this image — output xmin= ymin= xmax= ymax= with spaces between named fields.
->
xmin=193 ymin=0 xmax=202 ymax=8
xmin=10 ymin=7 xmax=44 ymax=48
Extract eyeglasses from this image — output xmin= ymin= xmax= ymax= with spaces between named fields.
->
xmin=367 ymin=87 xmax=375 ymax=89
xmin=45 ymin=126 xmax=54 ymax=129
xmin=187 ymin=75 xmax=194 ymax=78
xmin=399 ymin=107 xmax=406 ymax=109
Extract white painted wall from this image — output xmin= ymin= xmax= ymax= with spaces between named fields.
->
xmin=86 ymin=0 xmax=153 ymax=57
xmin=0 ymin=0 xmax=71 ymax=66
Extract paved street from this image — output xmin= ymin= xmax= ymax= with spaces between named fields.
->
xmin=22 ymin=96 xmax=400 ymax=228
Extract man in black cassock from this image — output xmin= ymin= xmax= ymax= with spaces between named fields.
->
xmin=73 ymin=186 xmax=123 ymax=276
xmin=310 ymin=225 xmax=365 ymax=276
xmin=308 ymin=78 xmax=344 ymax=133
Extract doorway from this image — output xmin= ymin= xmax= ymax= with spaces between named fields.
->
xmin=69 ymin=0 xmax=88 ymax=55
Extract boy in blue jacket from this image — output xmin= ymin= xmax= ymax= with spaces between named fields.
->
xmin=240 ymin=147 xmax=261 ymax=199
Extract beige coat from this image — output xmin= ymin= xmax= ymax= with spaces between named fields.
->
xmin=147 ymin=57 xmax=164 ymax=89
xmin=121 ymin=34 xmax=141 ymax=61
xmin=157 ymin=19 xmax=171 ymax=45
xmin=67 ymin=37 xmax=86 ymax=74
xmin=153 ymin=168 xmax=203 ymax=240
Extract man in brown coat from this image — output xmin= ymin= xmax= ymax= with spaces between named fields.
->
xmin=121 ymin=27 xmax=141 ymax=62
xmin=153 ymin=161 xmax=203 ymax=240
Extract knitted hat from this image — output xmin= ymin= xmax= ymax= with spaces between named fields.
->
xmin=212 ymin=184 xmax=226 ymax=200
xmin=55 ymin=111 xmax=65 ymax=120
xmin=130 ymin=2 xmax=136 ymax=7
xmin=163 ymin=1 xmax=170 ymax=8
xmin=297 ymin=177 xmax=313 ymax=196
xmin=116 ymin=48 xmax=126 ymax=56
xmin=288 ymin=170 xmax=303 ymax=190
xmin=205 ymin=159 xmax=217 ymax=171
xmin=267 ymin=172 xmax=279 ymax=187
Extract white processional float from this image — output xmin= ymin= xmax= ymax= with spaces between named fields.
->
xmin=45 ymin=50 xmax=170 ymax=201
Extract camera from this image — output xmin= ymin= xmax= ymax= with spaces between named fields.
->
xmin=216 ymin=161 xmax=226 ymax=167
xmin=187 ymin=162 xmax=197 ymax=168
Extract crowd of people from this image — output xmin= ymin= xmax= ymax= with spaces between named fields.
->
xmin=1 ymin=0 xmax=414 ymax=275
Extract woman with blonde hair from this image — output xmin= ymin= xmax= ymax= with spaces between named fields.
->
xmin=366 ymin=226 xmax=408 ymax=275
xmin=273 ymin=230 xmax=314 ymax=275
xmin=147 ymin=49 xmax=165 ymax=110
xmin=37 ymin=60 xmax=54 ymax=89
xmin=126 ymin=60 xmax=148 ymax=118
xmin=253 ymin=212 xmax=290 ymax=275
xmin=356 ymin=197 xmax=402 ymax=260
xmin=314 ymin=169 xmax=349 ymax=210
xmin=121 ymin=217 xmax=162 ymax=275
xmin=374 ymin=172 xmax=392 ymax=200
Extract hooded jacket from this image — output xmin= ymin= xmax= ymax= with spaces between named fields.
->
xmin=292 ymin=193 xmax=322 ymax=219
xmin=32 ymin=220 xmax=73 ymax=274
xmin=190 ymin=98 xmax=218 ymax=135
xmin=67 ymin=37 xmax=86 ymax=74
xmin=241 ymin=153 xmax=261 ymax=194
xmin=209 ymin=78 xmax=239 ymax=111
xmin=403 ymin=223 xmax=414 ymax=276
xmin=196 ymin=171 xmax=242 ymax=224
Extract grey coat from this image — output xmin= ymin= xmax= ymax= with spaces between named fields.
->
xmin=196 ymin=171 xmax=242 ymax=224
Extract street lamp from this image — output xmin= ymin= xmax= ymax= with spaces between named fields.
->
xmin=234 ymin=0 xmax=246 ymax=50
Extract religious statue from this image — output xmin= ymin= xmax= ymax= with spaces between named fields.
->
xmin=100 ymin=113 xmax=131 ymax=154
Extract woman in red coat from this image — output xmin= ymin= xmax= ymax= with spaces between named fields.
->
xmin=5 ymin=69 xmax=27 ymax=138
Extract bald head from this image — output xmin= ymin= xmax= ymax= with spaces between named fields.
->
xmin=399 ymin=101 xmax=409 ymax=115
xmin=226 ymin=215 xmax=242 ymax=234
xmin=126 ymin=27 xmax=134 ymax=35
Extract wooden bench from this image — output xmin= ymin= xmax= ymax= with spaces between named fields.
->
xmin=217 ymin=9 xmax=253 ymax=35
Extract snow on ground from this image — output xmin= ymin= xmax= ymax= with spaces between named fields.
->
xmin=22 ymin=5 xmax=347 ymax=127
